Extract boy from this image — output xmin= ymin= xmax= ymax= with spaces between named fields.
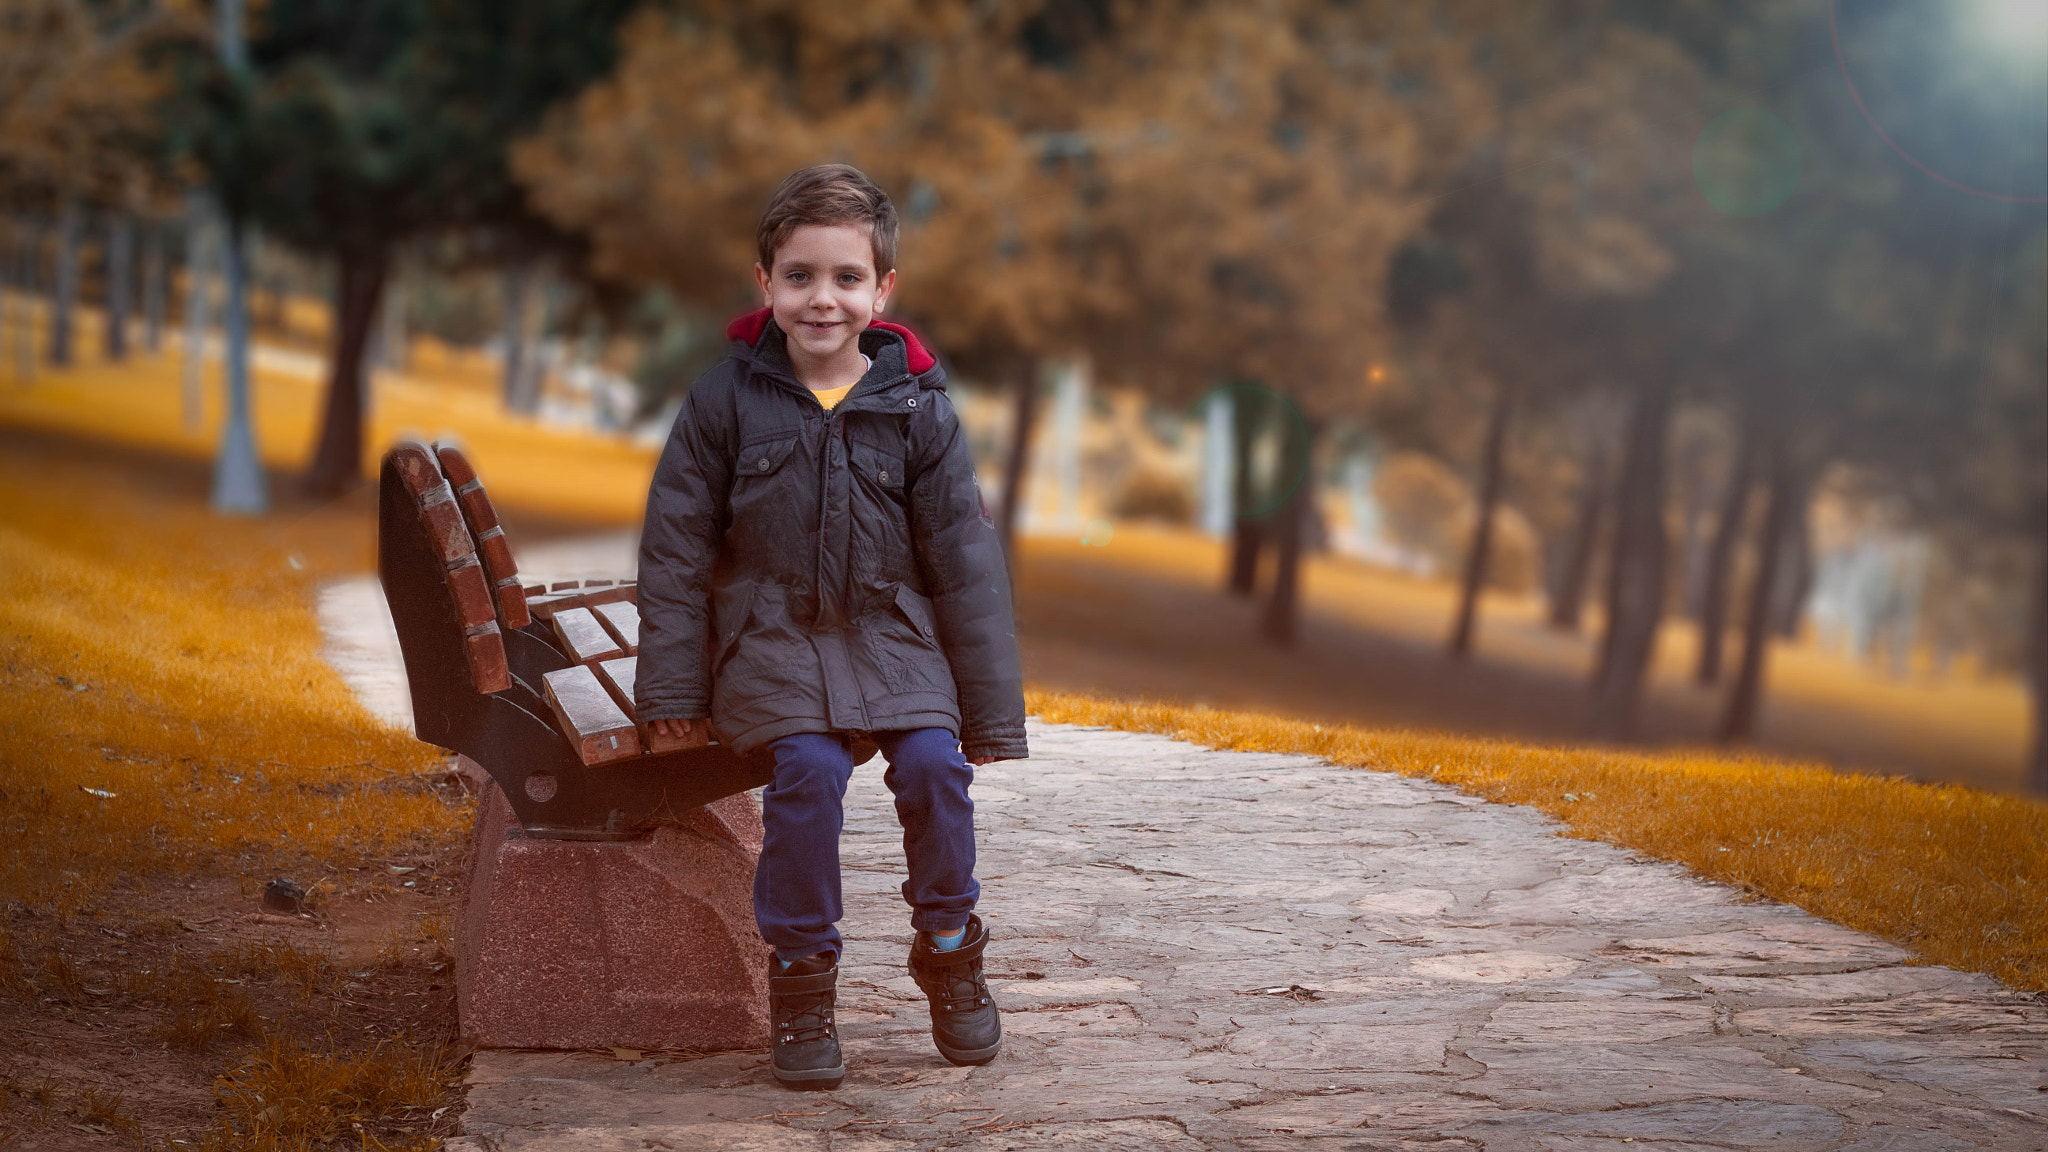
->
xmin=634 ymin=164 xmax=1029 ymax=1090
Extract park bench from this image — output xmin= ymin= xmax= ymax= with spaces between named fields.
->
xmin=376 ymin=439 xmax=776 ymax=839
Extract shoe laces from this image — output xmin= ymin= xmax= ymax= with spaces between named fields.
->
xmin=927 ymin=958 xmax=991 ymax=1014
xmin=774 ymin=988 xmax=835 ymax=1045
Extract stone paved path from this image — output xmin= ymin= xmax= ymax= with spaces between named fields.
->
xmin=319 ymin=575 xmax=2047 ymax=1150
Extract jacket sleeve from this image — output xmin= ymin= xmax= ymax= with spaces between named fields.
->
xmin=634 ymin=371 xmax=735 ymax=722
xmin=908 ymin=389 xmax=1029 ymax=761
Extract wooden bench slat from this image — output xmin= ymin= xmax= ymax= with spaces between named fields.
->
xmin=595 ymin=656 xmax=697 ymax=754
xmin=432 ymin=442 xmax=531 ymax=631
xmin=551 ymin=606 xmax=624 ymax=666
xmin=388 ymin=441 xmax=510 ymax=696
xmin=527 ymin=583 xmax=637 ymax=624
xmin=593 ymin=600 xmax=640 ymax=655
xmin=582 ymin=583 xmax=635 ymax=607
xmin=540 ymin=664 xmax=641 ymax=765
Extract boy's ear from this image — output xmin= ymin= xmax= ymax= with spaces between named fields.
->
xmin=754 ymin=261 xmax=772 ymax=303
xmin=873 ymin=268 xmax=897 ymax=314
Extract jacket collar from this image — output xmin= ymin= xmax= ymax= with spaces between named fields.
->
xmin=726 ymin=306 xmax=940 ymax=376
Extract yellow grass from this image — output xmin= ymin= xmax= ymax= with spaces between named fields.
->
xmin=1026 ymin=688 xmax=2048 ymax=991
xmin=0 ymin=305 xmax=656 ymax=524
xmin=202 ymin=1029 xmax=458 ymax=1152
xmin=0 ymin=437 xmax=458 ymax=916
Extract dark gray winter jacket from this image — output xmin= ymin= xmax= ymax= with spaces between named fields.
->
xmin=633 ymin=308 xmax=1029 ymax=763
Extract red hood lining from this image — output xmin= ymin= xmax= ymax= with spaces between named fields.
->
xmin=725 ymin=307 xmax=937 ymax=376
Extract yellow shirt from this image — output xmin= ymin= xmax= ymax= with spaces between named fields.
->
xmin=810 ymin=352 xmax=871 ymax=411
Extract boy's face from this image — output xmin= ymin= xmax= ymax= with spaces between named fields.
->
xmin=754 ymin=223 xmax=897 ymax=366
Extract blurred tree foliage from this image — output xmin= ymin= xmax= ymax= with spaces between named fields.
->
xmin=8 ymin=0 xmax=2036 ymax=779
xmin=510 ymin=0 xmax=2042 ymax=775
xmin=153 ymin=0 xmax=641 ymax=495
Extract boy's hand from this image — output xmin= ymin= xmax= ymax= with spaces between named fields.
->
xmin=969 ymin=756 xmax=994 ymax=766
xmin=650 ymin=717 xmax=710 ymax=748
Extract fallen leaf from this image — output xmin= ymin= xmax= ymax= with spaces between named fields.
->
xmin=80 ymin=786 xmax=116 ymax=799
xmin=610 ymin=1047 xmax=644 ymax=1061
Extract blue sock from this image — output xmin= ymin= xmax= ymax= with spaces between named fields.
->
xmin=930 ymin=927 xmax=966 ymax=952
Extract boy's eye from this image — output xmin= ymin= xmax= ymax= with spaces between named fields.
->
xmin=787 ymin=271 xmax=809 ymax=283
xmin=838 ymin=273 xmax=861 ymax=285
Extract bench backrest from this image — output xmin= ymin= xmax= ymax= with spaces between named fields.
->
xmin=385 ymin=441 xmax=511 ymax=695
xmin=432 ymin=442 xmax=531 ymax=630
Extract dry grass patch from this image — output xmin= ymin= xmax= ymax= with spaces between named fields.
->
xmin=1026 ymin=688 xmax=2048 ymax=991
xmin=201 ymin=1030 xmax=460 ymax=1152
xmin=0 ymin=429 xmax=470 ymax=1148
xmin=0 ymin=434 xmax=460 ymax=915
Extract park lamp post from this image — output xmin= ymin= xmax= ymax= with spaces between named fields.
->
xmin=208 ymin=0 xmax=267 ymax=515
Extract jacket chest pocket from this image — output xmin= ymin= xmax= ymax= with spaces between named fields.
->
xmin=729 ymin=433 xmax=805 ymax=526
xmin=850 ymin=442 xmax=904 ymax=493
xmin=737 ymin=434 xmax=801 ymax=480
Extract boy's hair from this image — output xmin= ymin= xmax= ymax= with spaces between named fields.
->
xmin=756 ymin=163 xmax=899 ymax=275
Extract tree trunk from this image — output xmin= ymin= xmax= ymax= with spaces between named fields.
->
xmin=1589 ymin=375 xmax=1675 ymax=738
xmin=501 ymin=265 xmax=536 ymax=412
xmin=1450 ymin=377 xmax=1513 ymax=657
xmin=1260 ymin=414 xmax=1319 ymax=646
xmin=11 ymin=224 xmax=36 ymax=384
xmin=374 ymin=266 xmax=407 ymax=372
xmin=1227 ymin=385 xmax=1270 ymax=596
xmin=1549 ymin=435 xmax=1609 ymax=631
xmin=210 ymin=219 xmax=267 ymax=514
xmin=181 ymin=196 xmax=215 ymax=431
xmin=1770 ymin=491 xmax=1813 ymax=639
xmin=2027 ymin=526 xmax=2047 ymax=793
xmin=104 ymin=212 xmax=132 ymax=361
xmin=142 ymin=221 xmax=165 ymax=353
xmin=1694 ymin=428 xmax=1756 ymax=685
xmin=305 ymin=247 xmax=390 ymax=497
xmin=997 ymin=353 xmax=1040 ymax=582
xmin=49 ymin=196 xmax=79 ymax=367
xmin=1719 ymin=452 xmax=1799 ymax=741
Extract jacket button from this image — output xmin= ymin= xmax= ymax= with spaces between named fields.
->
xmin=906 ymin=397 xmax=918 ymax=408
xmin=757 ymin=458 xmax=770 ymax=471
xmin=879 ymin=470 xmax=889 ymax=482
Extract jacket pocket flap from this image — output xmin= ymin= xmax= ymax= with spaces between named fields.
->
xmin=891 ymin=582 xmax=938 ymax=640
xmin=711 ymin=583 xmax=757 ymax=662
xmin=737 ymin=435 xmax=800 ymax=478
xmin=851 ymin=442 xmax=905 ymax=489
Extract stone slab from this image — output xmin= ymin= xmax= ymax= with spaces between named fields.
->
xmin=454 ymin=779 xmax=769 ymax=1051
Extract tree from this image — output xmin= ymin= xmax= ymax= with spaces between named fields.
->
xmin=0 ymin=0 xmax=168 ymax=370
xmin=160 ymin=0 xmax=640 ymax=497
xmin=514 ymin=1 xmax=1089 ymax=573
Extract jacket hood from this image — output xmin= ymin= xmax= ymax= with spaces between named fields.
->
xmin=725 ymin=307 xmax=940 ymax=378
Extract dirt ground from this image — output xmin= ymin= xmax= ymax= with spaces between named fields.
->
xmin=0 ymin=427 xmax=625 ymax=1151
xmin=0 ymin=771 xmax=474 ymax=1151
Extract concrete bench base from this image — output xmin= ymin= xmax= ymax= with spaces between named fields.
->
xmin=454 ymin=758 xmax=769 ymax=1051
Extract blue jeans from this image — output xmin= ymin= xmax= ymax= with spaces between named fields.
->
xmin=753 ymin=727 xmax=979 ymax=964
